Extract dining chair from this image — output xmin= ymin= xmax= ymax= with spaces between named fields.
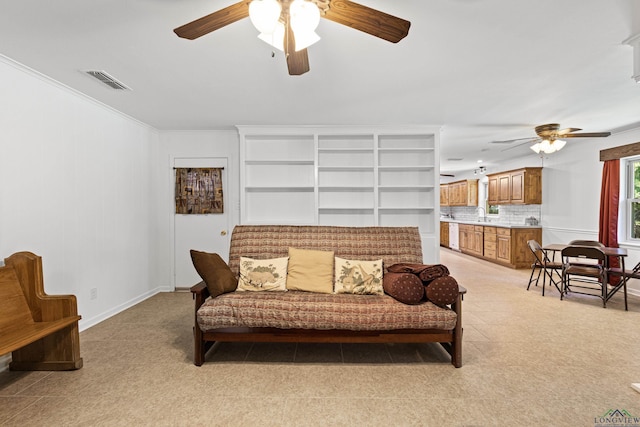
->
xmin=568 ymin=240 xmax=628 ymax=310
xmin=604 ymin=262 xmax=633 ymax=311
xmin=566 ymin=240 xmax=605 ymax=267
xmin=526 ymin=240 xmax=562 ymax=296
xmin=561 ymin=245 xmax=608 ymax=307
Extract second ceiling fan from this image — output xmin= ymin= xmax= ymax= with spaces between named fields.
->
xmin=174 ymin=0 xmax=411 ymax=76
xmin=495 ymin=123 xmax=611 ymax=154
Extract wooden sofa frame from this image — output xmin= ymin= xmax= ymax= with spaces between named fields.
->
xmin=0 ymin=251 xmax=83 ymax=371
xmin=191 ymin=282 xmax=465 ymax=368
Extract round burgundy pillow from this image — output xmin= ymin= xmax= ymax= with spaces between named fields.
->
xmin=383 ymin=272 xmax=424 ymax=304
xmin=425 ymin=275 xmax=459 ymax=306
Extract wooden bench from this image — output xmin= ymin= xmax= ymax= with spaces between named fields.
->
xmin=0 ymin=251 xmax=83 ymax=371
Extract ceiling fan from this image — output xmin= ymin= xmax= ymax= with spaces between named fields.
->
xmin=493 ymin=123 xmax=611 ymax=154
xmin=173 ymin=0 xmax=411 ymax=76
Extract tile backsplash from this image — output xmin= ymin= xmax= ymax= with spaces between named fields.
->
xmin=441 ymin=204 xmax=542 ymax=225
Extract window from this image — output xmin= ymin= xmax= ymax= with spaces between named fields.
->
xmin=625 ymin=157 xmax=640 ymax=240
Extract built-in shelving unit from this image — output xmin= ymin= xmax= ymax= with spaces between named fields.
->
xmin=237 ymin=126 xmax=440 ymax=262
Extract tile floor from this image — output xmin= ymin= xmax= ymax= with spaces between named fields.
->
xmin=1 ymin=248 xmax=640 ymax=426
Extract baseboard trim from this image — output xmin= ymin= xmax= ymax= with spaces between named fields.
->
xmin=79 ymin=287 xmax=163 ymax=332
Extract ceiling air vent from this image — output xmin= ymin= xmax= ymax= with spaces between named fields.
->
xmin=83 ymin=70 xmax=131 ymax=90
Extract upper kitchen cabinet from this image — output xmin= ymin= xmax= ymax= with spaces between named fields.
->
xmin=441 ymin=179 xmax=478 ymax=207
xmin=439 ymin=185 xmax=449 ymax=206
xmin=487 ymin=167 xmax=542 ymax=205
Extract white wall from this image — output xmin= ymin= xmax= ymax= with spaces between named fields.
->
xmin=0 ymin=56 xmax=160 ymax=331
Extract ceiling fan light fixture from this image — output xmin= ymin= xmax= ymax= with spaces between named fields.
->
xmin=290 ymin=0 xmax=321 ymax=50
xmin=249 ymin=0 xmax=282 ymax=35
xmin=530 ymin=138 xmax=566 ymax=154
xmin=257 ymin=22 xmax=285 ymax=51
xmin=290 ymin=0 xmax=320 ymax=32
xmin=553 ymin=139 xmax=566 ymax=151
xmin=294 ymin=31 xmax=320 ymax=51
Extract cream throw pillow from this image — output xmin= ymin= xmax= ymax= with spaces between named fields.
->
xmin=286 ymin=247 xmax=335 ymax=293
xmin=237 ymin=256 xmax=288 ymax=292
xmin=334 ymin=257 xmax=384 ymax=295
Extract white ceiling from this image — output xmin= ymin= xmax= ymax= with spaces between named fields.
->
xmin=1 ymin=0 xmax=639 ymax=174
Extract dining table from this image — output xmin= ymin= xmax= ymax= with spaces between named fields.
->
xmin=543 ymin=243 xmax=628 ymax=309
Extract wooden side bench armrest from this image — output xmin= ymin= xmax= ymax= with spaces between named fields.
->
xmin=1 ymin=251 xmax=83 ymax=371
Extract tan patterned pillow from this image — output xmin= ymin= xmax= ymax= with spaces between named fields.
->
xmin=286 ymin=247 xmax=334 ymax=293
xmin=334 ymin=257 xmax=383 ymax=295
xmin=237 ymin=256 xmax=288 ymax=292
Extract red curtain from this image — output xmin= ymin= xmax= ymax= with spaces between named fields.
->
xmin=599 ymin=159 xmax=620 ymax=276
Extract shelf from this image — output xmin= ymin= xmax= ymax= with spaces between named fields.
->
xmin=378 ymin=207 xmax=434 ymax=211
xmin=319 ymin=186 xmax=373 ymax=191
xmin=318 ymin=166 xmax=375 ymax=171
xmin=378 ymin=185 xmax=434 ymax=190
xmin=245 ymin=160 xmax=314 ymax=165
xmin=245 ymin=186 xmax=314 ymax=192
xmin=377 ymin=148 xmax=435 ymax=152
xmin=319 ymin=207 xmax=374 ymax=211
xmin=240 ymin=126 xmax=439 ymax=261
xmin=377 ymin=166 xmax=435 ymax=171
xmin=318 ymin=148 xmax=374 ymax=153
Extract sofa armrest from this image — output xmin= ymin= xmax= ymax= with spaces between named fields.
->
xmin=191 ymin=281 xmax=210 ymax=311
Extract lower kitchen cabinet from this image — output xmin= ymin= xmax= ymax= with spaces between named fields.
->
xmin=459 ymin=224 xmax=541 ymax=269
xmin=496 ymin=228 xmax=511 ymax=264
xmin=459 ymin=224 xmax=483 ymax=257
xmin=440 ymin=222 xmax=449 ymax=247
xmin=494 ymin=227 xmax=541 ymax=268
xmin=483 ymin=227 xmax=497 ymax=259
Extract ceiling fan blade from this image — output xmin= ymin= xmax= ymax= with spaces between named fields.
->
xmin=284 ymin=16 xmax=310 ymax=75
xmin=561 ymin=132 xmax=611 ymax=138
xmin=500 ymin=138 xmax=540 ymax=152
xmin=287 ymin=49 xmax=310 ymax=75
xmin=174 ymin=1 xmax=250 ymax=40
xmin=490 ymin=137 xmax=537 ymax=144
xmin=557 ymin=127 xmax=582 ymax=135
xmin=323 ymin=0 xmax=410 ymax=43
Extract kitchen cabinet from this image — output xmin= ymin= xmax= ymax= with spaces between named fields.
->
xmin=459 ymin=224 xmax=483 ymax=256
xmin=440 ymin=222 xmax=449 ymax=247
xmin=441 ymin=179 xmax=478 ymax=206
xmin=496 ymin=228 xmax=511 ymax=264
xmin=495 ymin=227 xmax=542 ymax=268
xmin=498 ymin=174 xmax=511 ymax=204
xmin=488 ymin=176 xmax=498 ymax=205
xmin=456 ymin=223 xmax=541 ymax=268
xmin=439 ymin=185 xmax=449 ymax=206
xmin=487 ymin=167 xmax=542 ymax=205
xmin=483 ymin=226 xmax=497 ymax=259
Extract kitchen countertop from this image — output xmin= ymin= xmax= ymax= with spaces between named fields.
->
xmin=439 ymin=218 xmax=542 ymax=229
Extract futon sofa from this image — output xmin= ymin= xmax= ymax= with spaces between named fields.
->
xmin=190 ymin=225 xmax=465 ymax=367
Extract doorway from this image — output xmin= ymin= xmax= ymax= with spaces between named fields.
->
xmin=173 ymin=157 xmax=229 ymax=289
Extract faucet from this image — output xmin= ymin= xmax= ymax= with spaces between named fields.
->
xmin=476 ymin=206 xmax=487 ymax=222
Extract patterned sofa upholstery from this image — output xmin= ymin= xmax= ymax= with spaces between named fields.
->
xmin=190 ymin=225 xmax=464 ymax=367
